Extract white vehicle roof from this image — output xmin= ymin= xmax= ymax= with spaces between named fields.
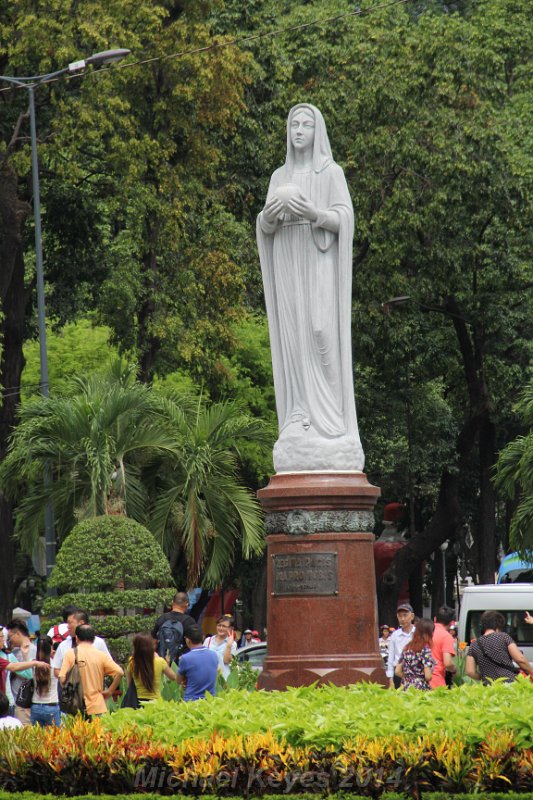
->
xmin=462 ymin=584 xmax=533 ymax=593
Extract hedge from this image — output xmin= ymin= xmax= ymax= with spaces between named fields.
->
xmin=0 ymin=718 xmax=531 ymax=796
xmin=103 ymin=681 xmax=533 ymax=748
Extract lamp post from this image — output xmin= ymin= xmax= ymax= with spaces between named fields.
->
xmin=440 ymin=540 xmax=449 ymax=606
xmin=0 ymin=49 xmax=130 ymax=583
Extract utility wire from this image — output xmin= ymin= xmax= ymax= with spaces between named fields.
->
xmin=0 ymin=0 xmax=411 ymax=95
xmin=1 ymin=382 xmax=42 ymax=392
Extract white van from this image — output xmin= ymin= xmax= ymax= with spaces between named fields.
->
xmin=458 ymin=584 xmax=533 ymax=665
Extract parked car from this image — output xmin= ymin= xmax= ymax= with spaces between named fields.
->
xmin=236 ymin=642 xmax=267 ymax=672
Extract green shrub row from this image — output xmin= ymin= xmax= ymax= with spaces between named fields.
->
xmin=103 ymin=680 xmax=533 ymax=748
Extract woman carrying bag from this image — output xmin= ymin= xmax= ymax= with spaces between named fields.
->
xmin=125 ymin=633 xmax=178 ymax=705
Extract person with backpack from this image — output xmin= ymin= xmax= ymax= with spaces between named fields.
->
xmin=46 ymin=605 xmax=79 ymax=652
xmin=59 ymin=625 xmax=122 ymax=718
xmin=151 ymin=592 xmax=196 ymax=665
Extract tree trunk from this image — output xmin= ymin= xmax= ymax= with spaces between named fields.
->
xmin=378 ymin=295 xmax=499 ymax=621
xmin=138 ymin=223 xmax=161 ymax=383
xmin=0 ymin=162 xmax=30 ymax=621
xmin=377 ymin=471 xmax=461 ymax=624
xmin=477 ymin=417 xmax=497 ymax=583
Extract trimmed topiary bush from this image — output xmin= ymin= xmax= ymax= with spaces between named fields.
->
xmin=43 ymin=516 xmax=175 ymax=661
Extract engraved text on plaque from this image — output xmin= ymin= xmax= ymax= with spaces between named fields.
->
xmin=272 ymin=552 xmax=338 ymax=596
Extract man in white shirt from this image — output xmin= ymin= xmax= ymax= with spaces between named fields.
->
xmin=203 ymin=616 xmax=238 ymax=680
xmin=386 ymin=602 xmax=416 ymax=689
xmin=52 ymin=610 xmax=110 ymax=677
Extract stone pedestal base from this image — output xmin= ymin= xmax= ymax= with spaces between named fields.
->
xmin=257 ymin=472 xmax=386 ymax=690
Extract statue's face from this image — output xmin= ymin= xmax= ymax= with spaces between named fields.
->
xmin=290 ymin=109 xmax=315 ymax=152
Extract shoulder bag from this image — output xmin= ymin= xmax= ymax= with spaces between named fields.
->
xmin=476 ymin=635 xmax=519 ymax=675
xmin=121 ymin=677 xmax=140 ymax=709
xmin=15 ymin=678 xmax=34 ymax=709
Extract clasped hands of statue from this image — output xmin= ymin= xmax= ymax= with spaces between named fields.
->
xmin=262 ymin=186 xmax=319 ymax=225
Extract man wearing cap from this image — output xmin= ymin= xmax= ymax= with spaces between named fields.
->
xmin=430 ymin=606 xmax=456 ymax=689
xmin=386 ymin=603 xmax=416 ymax=689
xmin=239 ymin=629 xmax=258 ymax=649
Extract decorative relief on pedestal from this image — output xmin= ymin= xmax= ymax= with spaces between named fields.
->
xmin=265 ymin=509 xmax=374 ymax=535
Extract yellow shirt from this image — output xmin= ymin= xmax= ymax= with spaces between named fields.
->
xmin=60 ymin=643 xmax=122 ymax=716
xmin=128 ymin=654 xmax=167 ymax=701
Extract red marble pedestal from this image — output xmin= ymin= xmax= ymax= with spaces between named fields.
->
xmin=257 ymin=472 xmax=387 ymax=690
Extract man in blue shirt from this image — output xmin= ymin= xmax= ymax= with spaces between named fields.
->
xmin=177 ymin=626 xmax=219 ymax=701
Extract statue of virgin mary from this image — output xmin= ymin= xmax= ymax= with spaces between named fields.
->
xmin=257 ymin=103 xmax=365 ymax=473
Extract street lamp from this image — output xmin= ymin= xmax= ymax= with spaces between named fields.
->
xmin=0 ymin=48 xmax=130 ymax=584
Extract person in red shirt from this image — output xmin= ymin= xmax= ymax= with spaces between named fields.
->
xmin=430 ymin=605 xmax=457 ymax=689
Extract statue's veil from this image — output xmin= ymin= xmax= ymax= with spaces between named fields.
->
xmin=285 ymin=104 xmax=333 ymax=174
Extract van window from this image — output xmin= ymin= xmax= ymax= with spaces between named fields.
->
xmin=465 ymin=611 xmax=533 ymax=646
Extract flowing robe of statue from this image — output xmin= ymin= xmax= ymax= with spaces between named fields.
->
xmin=257 ymin=104 xmax=365 ymax=473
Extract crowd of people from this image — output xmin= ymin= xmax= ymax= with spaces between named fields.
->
xmin=381 ymin=602 xmax=533 ymax=690
xmin=0 ymin=591 xmax=253 ymax=728
xmin=2 ymin=590 xmax=532 ymax=730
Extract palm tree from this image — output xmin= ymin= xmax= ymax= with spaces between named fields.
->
xmin=148 ymin=393 xmax=271 ymax=588
xmin=494 ymin=382 xmax=533 ymax=555
xmin=0 ymin=361 xmax=176 ymax=550
xmin=1 ymin=361 xmax=271 ymax=586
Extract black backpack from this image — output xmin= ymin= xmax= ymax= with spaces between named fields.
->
xmin=60 ymin=647 xmax=85 ymax=716
xmin=157 ymin=618 xmax=184 ymax=664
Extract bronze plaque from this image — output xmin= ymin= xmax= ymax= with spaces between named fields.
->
xmin=272 ymin=552 xmax=338 ymax=596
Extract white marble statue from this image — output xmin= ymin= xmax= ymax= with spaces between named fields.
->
xmin=257 ymin=103 xmax=365 ymax=473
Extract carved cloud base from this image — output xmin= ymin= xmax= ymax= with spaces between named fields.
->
xmin=273 ymin=425 xmax=364 ymax=473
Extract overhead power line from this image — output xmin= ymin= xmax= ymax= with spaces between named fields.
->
xmin=0 ymin=0 xmax=411 ymax=95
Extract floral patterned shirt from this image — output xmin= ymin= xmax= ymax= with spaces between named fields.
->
xmin=399 ymin=645 xmax=435 ymax=690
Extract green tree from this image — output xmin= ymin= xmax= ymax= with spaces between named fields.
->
xmin=211 ymin=0 xmax=533 ymax=616
xmin=21 ymin=319 xmax=120 ymax=400
xmin=0 ymin=0 xmax=254 ymax=617
xmin=43 ymin=515 xmax=176 ymax=661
